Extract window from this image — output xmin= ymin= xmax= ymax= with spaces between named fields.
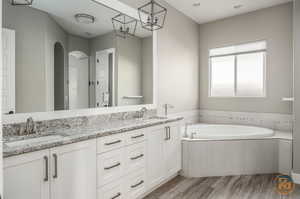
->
xmin=209 ymin=41 xmax=266 ymax=97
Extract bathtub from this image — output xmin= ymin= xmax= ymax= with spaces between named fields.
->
xmin=183 ymin=124 xmax=274 ymax=140
xmin=181 ymin=124 xmax=292 ymax=178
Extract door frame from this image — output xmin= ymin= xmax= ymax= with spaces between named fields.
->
xmin=2 ymin=28 xmax=15 ymax=115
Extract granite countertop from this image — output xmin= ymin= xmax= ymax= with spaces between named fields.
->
xmin=3 ymin=116 xmax=183 ymax=158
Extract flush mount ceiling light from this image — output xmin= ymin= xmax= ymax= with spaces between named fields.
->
xmin=75 ymin=14 xmax=95 ymax=24
xmin=138 ymin=0 xmax=167 ymax=31
xmin=112 ymin=13 xmax=137 ymax=39
xmin=11 ymin=0 xmax=33 ymax=6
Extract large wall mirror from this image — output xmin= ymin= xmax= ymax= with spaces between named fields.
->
xmin=2 ymin=0 xmax=154 ymax=116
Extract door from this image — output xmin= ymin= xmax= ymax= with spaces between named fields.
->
xmin=2 ymin=28 xmax=15 ymax=115
xmin=164 ymin=125 xmax=182 ymax=178
xmin=95 ymin=49 xmax=115 ymax=107
xmin=4 ymin=150 xmax=50 ymax=199
xmin=50 ymin=140 xmax=96 ymax=199
xmin=146 ymin=127 xmax=166 ymax=189
xmin=68 ymin=51 xmax=89 ymax=110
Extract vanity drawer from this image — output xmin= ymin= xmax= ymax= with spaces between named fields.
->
xmin=97 ymin=134 xmax=125 ymax=153
xmin=125 ymin=142 xmax=146 ymax=173
xmin=125 ymin=130 xmax=146 ymax=145
xmin=97 ymin=179 xmax=126 ymax=199
xmin=97 ymin=148 xmax=125 ymax=187
xmin=125 ymin=170 xmax=146 ymax=199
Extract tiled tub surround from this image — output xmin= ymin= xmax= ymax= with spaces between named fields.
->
xmin=3 ymin=110 xmax=183 ymax=158
xmin=199 ymin=110 xmax=293 ymax=132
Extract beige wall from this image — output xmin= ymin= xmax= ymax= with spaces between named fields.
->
xmin=68 ymin=35 xmax=90 ymax=56
xmin=156 ymin=0 xmax=200 ymax=114
xmin=117 ymin=36 xmax=143 ymax=106
xmin=199 ymin=3 xmax=293 ymax=114
xmin=3 ymin=0 xmax=68 ymax=113
xmin=142 ymin=37 xmax=153 ymax=104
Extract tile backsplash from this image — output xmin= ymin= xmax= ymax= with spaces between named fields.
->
xmin=199 ymin=110 xmax=293 ymax=132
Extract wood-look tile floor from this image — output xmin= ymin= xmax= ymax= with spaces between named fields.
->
xmin=144 ymin=174 xmax=300 ymax=199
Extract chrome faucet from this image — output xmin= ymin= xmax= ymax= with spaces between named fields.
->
xmin=137 ymin=107 xmax=148 ymax=118
xmin=122 ymin=112 xmax=129 ymax=120
xmin=163 ymin=104 xmax=174 ymax=116
xmin=24 ymin=117 xmax=36 ymax=136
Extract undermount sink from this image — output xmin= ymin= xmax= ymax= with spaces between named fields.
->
xmin=5 ymin=135 xmax=62 ymax=148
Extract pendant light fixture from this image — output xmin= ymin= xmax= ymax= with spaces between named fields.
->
xmin=112 ymin=13 xmax=137 ymax=39
xmin=138 ymin=0 xmax=167 ymax=31
xmin=11 ymin=0 xmax=33 ymax=6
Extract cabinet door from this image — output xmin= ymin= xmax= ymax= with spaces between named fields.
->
xmin=4 ymin=150 xmax=50 ymax=199
xmin=50 ymin=140 xmax=96 ymax=199
xmin=165 ymin=124 xmax=181 ymax=178
xmin=146 ymin=127 xmax=166 ymax=189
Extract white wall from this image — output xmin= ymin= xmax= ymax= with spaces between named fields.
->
xmin=156 ymin=0 xmax=200 ymax=114
xmin=293 ymin=0 xmax=300 ymax=175
xmin=199 ymin=3 xmax=293 ymax=114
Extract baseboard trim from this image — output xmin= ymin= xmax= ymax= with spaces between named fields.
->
xmin=292 ymin=172 xmax=300 ymax=184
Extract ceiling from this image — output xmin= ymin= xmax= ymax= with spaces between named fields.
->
xmin=32 ymin=0 xmax=118 ymax=38
xmin=118 ymin=0 xmax=292 ymax=24
xmin=31 ymin=0 xmax=151 ymax=38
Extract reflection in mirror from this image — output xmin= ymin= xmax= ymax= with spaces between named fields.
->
xmin=2 ymin=0 xmax=154 ymax=114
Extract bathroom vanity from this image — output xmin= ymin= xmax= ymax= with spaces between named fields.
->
xmin=3 ymin=116 xmax=183 ymax=199
xmin=0 ymin=0 xmax=180 ymax=198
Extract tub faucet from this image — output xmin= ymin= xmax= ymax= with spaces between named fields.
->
xmin=24 ymin=117 xmax=36 ymax=136
xmin=191 ymin=132 xmax=197 ymax=139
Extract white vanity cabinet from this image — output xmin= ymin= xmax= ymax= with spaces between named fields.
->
xmin=4 ymin=150 xmax=50 ymax=199
xmin=3 ymin=139 xmax=97 ymax=199
xmin=146 ymin=122 xmax=182 ymax=191
xmin=49 ymin=140 xmax=97 ymax=199
xmin=164 ymin=125 xmax=182 ymax=178
xmin=97 ymin=129 xmax=147 ymax=199
xmin=3 ymin=121 xmax=182 ymax=199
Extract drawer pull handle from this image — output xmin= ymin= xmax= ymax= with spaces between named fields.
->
xmin=43 ymin=156 xmax=49 ymax=182
xmin=104 ymin=162 xmax=121 ymax=170
xmin=131 ymin=134 xmax=144 ymax=139
xmin=131 ymin=180 xmax=144 ymax=188
xmin=111 ymin=192 xmax=121 ymax=199
xmin=165 ymin=127 xmax=169 ymax=140
xmin=105 ymin=140 xmax=121 ymax=146
xmin=130 ymin=154 xmax=144 ymax=160
xmin=53 ymin=154 xmax=58 ymax=179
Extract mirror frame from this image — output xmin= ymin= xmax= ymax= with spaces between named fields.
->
xmin=1 ymin=0 xmax=158 ymax=124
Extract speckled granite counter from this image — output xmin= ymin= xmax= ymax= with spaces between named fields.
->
xmin=3 ymin=116 xmax=183 ymax=158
